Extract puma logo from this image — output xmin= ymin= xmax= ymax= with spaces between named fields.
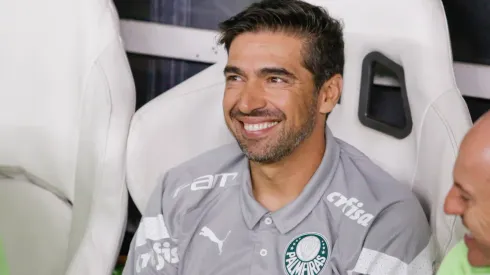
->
xmin=199 ymin=226 xmax=231 ymax=255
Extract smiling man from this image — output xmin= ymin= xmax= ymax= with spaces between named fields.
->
xmin=438 ymin=111 xmax=490 ymax=274
xmin=123 ymin=0 xmax=433 ymax=274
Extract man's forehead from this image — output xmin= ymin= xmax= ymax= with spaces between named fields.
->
xmin=454 ymin=149 xmax=490 ymax=191
xmin=458 ymin=139 xmax=490 ymax=166
xmin=226 ymin=32 xmax=310 ymax=77
xmin=461 ymin=112 xmax=490 ymax=188
xmin=230 ymin=31 xmax=304 ymax=51
xmin=228 ymin=32 xmax=303 ymax=63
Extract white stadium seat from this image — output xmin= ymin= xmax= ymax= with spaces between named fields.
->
xmin=0 ymin=0 xmax=136 ymax=274
xmin=316 ymin=0 xmax=472 ymax=265
xmin=126 ymin=0 xmax=472 ymax=268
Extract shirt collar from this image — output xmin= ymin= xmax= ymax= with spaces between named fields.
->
xmin=240 ymin=173 xmax=268 ymax=230
xmin=240 ymin=127 xmax=341 ymax=233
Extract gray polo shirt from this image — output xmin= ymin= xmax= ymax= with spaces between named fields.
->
xmin=123 ymin=128 xmax=434 ymax=275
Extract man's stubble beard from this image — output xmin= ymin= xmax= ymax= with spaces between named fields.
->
xmin=229 ymin=96 xmax=319 ymax=164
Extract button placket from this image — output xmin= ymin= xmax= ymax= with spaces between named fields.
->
xmin=249 ymin=226 xmax=274 ymax=275
xmin=259 ymin=249 xmax=268 ymax=256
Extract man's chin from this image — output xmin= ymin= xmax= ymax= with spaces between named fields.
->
xmin=243 ymin=148 xmax=273 ymax=163
xmin=467 ymin=245 xmax=490 ymax=267
xmin=241 ymin=143 xmax=285 ymax=163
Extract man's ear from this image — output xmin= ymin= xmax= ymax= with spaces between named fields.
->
xmin=318 ymin=74 xmax=343 ymax=114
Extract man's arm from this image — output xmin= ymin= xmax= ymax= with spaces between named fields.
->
xmin=123 ymin=180 xmax=179 ymax=275
xmin=347 ymin=198 xmax=435 ymax=275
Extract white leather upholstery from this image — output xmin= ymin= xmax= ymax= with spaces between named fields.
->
xmin=126 ymin=0 xmax=472 ymax=267
xmin=127 ymin=62 xmax=234 ymax=210
xmin=0 ymin=0 xmax=136 ymax=274
xmin=314 ymin=0 xmax=472 ymax=264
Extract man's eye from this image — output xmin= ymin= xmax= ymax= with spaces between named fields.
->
xmin=226 ymin=75 xmax=242 ymax=82
xmin=458 ymin=188 xmax=471 ymax=202
xmin=269 ymin=77 xmax=286 ymax=83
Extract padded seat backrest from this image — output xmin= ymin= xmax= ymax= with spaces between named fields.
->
xmin=313 ymin=0 xmax=473 ymax=263
xmin=0 ymin=0 xmax=135 ymax=274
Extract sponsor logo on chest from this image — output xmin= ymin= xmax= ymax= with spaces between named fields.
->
xmin=172 ymin=172 xmax=238 ymax=198
xmin=134 ymin=215 xmax=179 ymax=273
xmin=326 ymin=192 xmax=374 ymax=227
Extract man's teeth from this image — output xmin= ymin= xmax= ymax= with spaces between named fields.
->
xmin=244 ymin=122 xmax=278 ymax=132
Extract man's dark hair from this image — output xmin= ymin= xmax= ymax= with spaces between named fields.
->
xmin=218 ymin=0 xmax=344 ymax=90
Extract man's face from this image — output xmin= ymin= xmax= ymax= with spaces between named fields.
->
xmin=222 ymin=31 xmax=320 ymax=163
xmin=445 ymin=152 xmax=490 ymax=266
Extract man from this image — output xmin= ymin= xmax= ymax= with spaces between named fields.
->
xmin=438 ymin=111 xmax=490 ymax=274
xmin=123 ymin=0 xmax=433 ymax=274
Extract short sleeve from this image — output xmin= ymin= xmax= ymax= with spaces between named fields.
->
xmin=347 ymin=198 xmax=435 ymax=275
xmin=123 ymin=178 xmax=179 ymax=275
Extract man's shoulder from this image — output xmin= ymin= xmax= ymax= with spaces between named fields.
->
xmin=162 ymin=142 xmax=246 ymax=203
xmin=328 ymin=139 xmax=432 ymax=272
xmin=167 ymin=142 xmax=245 ymax=176
xmin=335 ymin=137 xmax=417 ymax=204
xmin=324 ymin=137 xmax=428 ymax=229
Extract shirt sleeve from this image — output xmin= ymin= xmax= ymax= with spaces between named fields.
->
xmin=437 ymin=241 xmax=490 ymax=275
xmin=436 ymin=241 xmax=467 ymax=275
xmin=347 ymin=197 xmax=435 ymax=275
xmin=123 ymin=179 xmax=179 ymax=275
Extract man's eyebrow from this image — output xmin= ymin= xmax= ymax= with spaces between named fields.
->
xmin=258 ymin=67 xmax=297 ymax=79
xmin=455 ymin=181 xmax=464 ymax=190
xmin=223 ymin=65 xmax=244 ymax=76
xmin=223 ymin=66 xmax=298 ymax=80
xmin=455 ymin=181 xmax=472 ymax=195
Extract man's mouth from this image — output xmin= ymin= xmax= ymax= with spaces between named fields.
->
xmin=464 ymin=232 xmax=477 ymax=248
xmin=237 ymin=120 xmax=281 ymax=139
xmin=243 ymin=122 xmax=279 ymax=132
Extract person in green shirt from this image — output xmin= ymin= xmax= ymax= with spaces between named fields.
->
xmin=440 ymin=111 xmax=490 ymax=274
xmin=438 ymin=241 xmax=490 ymax=274
xmin=0 ymin=238 xmax=8 ymax=275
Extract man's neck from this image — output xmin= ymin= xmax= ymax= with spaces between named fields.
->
xmin=250 ymin=127 xmax=326 ymax=212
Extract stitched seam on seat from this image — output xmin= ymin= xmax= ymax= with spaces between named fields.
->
xmin=430 ymin=91 xmax=459 ymax=258
xmin=74 ymin=2 xmax=120 ymax=202
xmin=427 ymin=89 xmax=466 ymax=260
xmin=67 ymin=57 xmax=115 ymax=275
xmin=91 ymin=59 xmax=122 ymax=275
xmin=0 ymin=166 xmax=73 ymax=207
xmin=409 ymin=89 xmax=464 ymax=263
xmin=409 ymin=98 xmax=432 ymax=189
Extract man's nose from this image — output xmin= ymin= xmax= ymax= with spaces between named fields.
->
xmin=237 ymin=81 xmax=266 ymax=114
xmin=444 ymin=187 xmax=465 ymax=215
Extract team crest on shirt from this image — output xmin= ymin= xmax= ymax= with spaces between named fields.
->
xmin=284 ymin=233 xmax=329 ymax=275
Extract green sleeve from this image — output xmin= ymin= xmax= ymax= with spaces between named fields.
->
xmin=0 ymin=239 xmax=9 ymax=275
xmin=437 ymin=241 xmax=490 ymax=275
